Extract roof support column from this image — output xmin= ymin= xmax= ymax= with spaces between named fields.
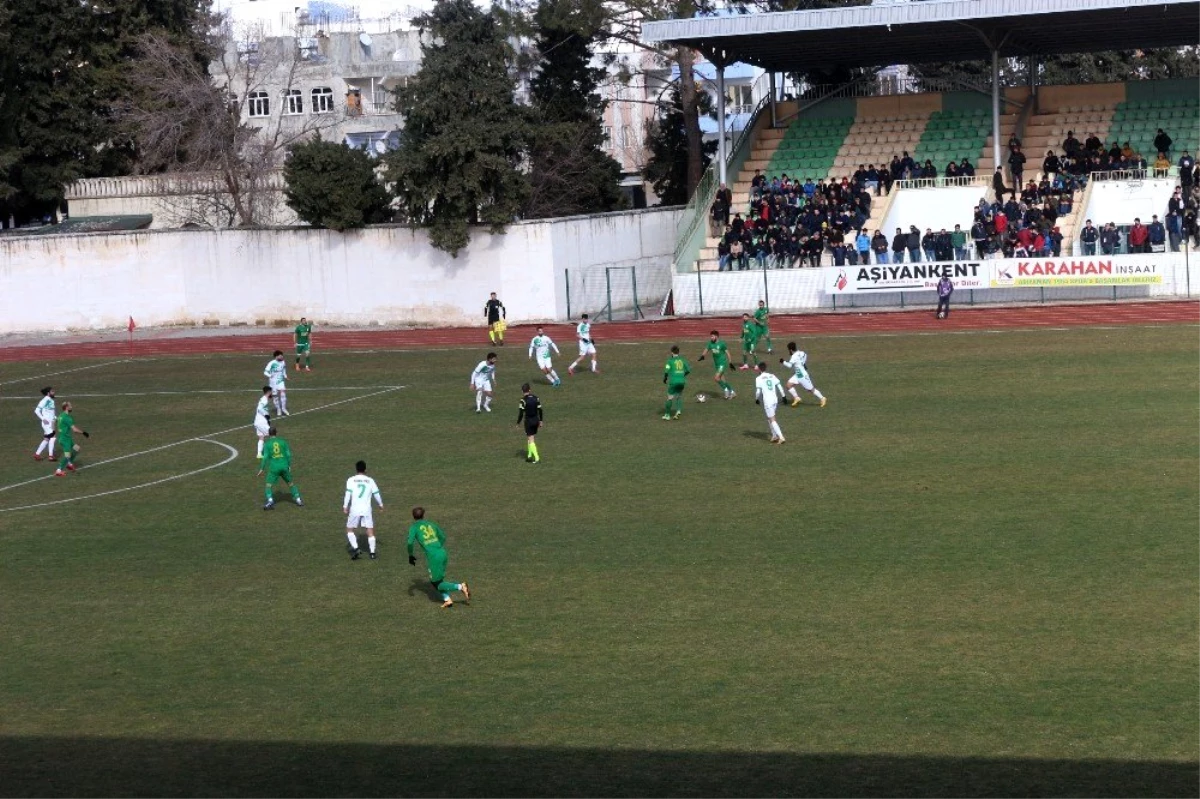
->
xmin=716 ymin=62 xmax=728 ymax=187
xmin=769 ymin=71 xmax=777 ymax=128
xmin=991 ymin=49 xmax=1002 ymax=177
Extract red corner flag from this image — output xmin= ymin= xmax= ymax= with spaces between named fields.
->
xmin=128 ymin=316 xmax=137 ymax=333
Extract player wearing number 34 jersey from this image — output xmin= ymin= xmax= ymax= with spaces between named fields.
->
xmin=344 ymin=460 xmax=383 ymax=560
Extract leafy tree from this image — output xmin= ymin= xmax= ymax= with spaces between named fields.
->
xmin=643 ymin=87 xmax=717 ymax=206
xmin=284 ymin=138 xmax=392 ymax=230
xmin=384 ymin=0 xmax=531 ymax=256
xmin=0 ymin=0 xmax=206 ymax=225
xmin=525 ymin=0 xmax=623 ymax=218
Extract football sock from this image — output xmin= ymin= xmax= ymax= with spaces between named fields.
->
xmin=770 ymin=421 xmax=782 ymax=438
xmin=591 ymin=360 xmax=598 ymax=372
xmin=368 ymin=535 xmax=376 ymax=554
xmin=280 ymin=392 xmax=288 ymax=413
xmin=812 ymin=389 xmax=825 ymax=401
xmin=35 ymin=439 xmax=48 ymax=456
xmin=475 ymin=391 xmax=483 ymax=411
xmin=347 ymin=532 xmax=359 ymax=549
xmin=289 ymin=485 xmax=301 ymax=502
xmin=305 ymin=354 xmax=311 ymax=368
xmin=58 ymin=455 xmax=71 ymax=470
xmin=525 ymin=442 xmax=533 ymax=458
xmin=483 ymin=396 xmax=491 ymax=411
xmin=256 ymin=440 xmax=264 ymax=458
xmin=545 ymin=372 xmax=555 ymax=384
xmin=529 ymin=442 xmax=539 ymax=461
xmin=550 ymin=370 xmax=559 ymax=382
xmin=722 ymin=380 xmax=733 ymax=392
xmin=437 ymin=581 xmax=460 ymax=594
xmin=264 ymin=483 xmax=273 ymax=502
xmin=48 ymin=436 xmax=55 ymax=458
xmin=488 ymin=330 xmax=496 ymax=343
xmin=663 ymin=399 xmax=673 ymax=415
xmin=273 ymin=396 xmax=282 ymax=414
xmin=789 ymin=388 xmax=800 ymax=399
xmin=441 ymin=592 xmax=452 ymax=603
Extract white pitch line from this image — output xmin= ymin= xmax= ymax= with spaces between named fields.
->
xmin=0 ymin=385 xmax=405 ymax=497
xmin=0 ymin=385 xmax=403 ymax=400
xmin=0 ymin=439 xmax=238 ymax=514
xmin=0 ymin=359 xmax=134 ymax=386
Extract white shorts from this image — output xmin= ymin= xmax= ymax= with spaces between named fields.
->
xmin=40 ymin=420 xmax=54 ymax=436
xmin=578 ymin=341 xmax=596 ymax=356
xmin=762 ymin=400 xmax=779 ymax=418
xmin=254 ymin=417 xmax=270 ymax=437
xmin=787 ymin=375 xmax=814 ymax=392
xmin=269 ymin=380 xmax=286 ymax=393
xmin=536 ymin=355 xmax=553 ymax=370
xmin=347 ymin=512 xmax=374 ymax=530
xmin=472 ymin=378 xmax=493 ymax=392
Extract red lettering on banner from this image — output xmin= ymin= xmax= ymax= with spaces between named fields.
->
xmin=1018 ymin=260 xmax=1114 ymax=276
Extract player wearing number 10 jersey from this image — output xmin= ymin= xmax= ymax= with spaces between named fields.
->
xmin=344 ymin=460 xmax=383 ymax=560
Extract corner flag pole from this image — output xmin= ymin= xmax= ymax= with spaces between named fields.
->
xmin=127 ymin=316 xmax=137 ymax=354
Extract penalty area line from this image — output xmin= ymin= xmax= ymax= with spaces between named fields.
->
xmin=0 ymin=385 xmax=405 ymax=498
xmin=0 ymin=439 xmax=238 ymax=514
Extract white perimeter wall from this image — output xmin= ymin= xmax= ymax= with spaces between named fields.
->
xmin=0 ymin=208 xmax=681 ymax=335
xmin=882 ymin=186 xmax=988 ymax=240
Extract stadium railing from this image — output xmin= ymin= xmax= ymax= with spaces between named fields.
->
xmin=894 ymin=175 xmax=991 ymax=190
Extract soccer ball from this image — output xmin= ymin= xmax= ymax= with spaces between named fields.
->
xmin=696 ymin=393 xmax=708 ymax=403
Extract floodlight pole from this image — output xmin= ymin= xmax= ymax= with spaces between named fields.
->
xmin=991 ymin=49 xmax=1001 ymax=173
xmin=716 ymin=59 xmax=728 ymax=187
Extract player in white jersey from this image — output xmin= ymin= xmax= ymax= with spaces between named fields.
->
xmin=344 ymin=460 xmax=384 ymax=560
xmin=264 ymin=350 xmax=289 ymax=416
xmin=779 ymin=341 xmax=827 ymax=408
xmin=528 ymin=327 xmax=562 ymax=386
xmin=754 ymin=362 xmax=787 ymax=444
xmin=470 ymin=352 xmax=498 ymax=413
xmin=33 ymin=386 xmax=57 ymax=461
xmin=253 ymin=386 xmax=273 ymax=458
xmin=568 ymin=313 xmax=599 ymax=375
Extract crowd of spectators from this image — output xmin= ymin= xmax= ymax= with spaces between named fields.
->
xmin=706 ymin=126 xmax=1199 ymax=270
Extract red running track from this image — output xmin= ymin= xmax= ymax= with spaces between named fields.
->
xmin=1 ymin=301 xmax=1196 ymax=362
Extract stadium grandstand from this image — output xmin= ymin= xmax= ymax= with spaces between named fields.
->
xmin=643 ymin=0 xmax=1200 ymax=299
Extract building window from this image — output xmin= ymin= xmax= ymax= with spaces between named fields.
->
xmin=283 ymin=89 xmax=303 ymax=115
xmin=312 ymin=86 xmax=334 ymax=114
xmin=601 ymin=125 xmax=612 ymax=144
xmin=248 ymin=91 xmax=270 ymax=118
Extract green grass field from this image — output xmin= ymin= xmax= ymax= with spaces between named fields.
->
xmin=0 ymin=324 xmax=1196 ymax=797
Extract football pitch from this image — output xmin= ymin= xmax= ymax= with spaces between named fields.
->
xmin=0 ymin=322 xmax=1196 ymax=797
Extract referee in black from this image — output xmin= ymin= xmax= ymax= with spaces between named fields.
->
xmin=484 ymin=292 xmax=506 ymax=346
xmin=517 ymin=383 xmax=543 ymax=464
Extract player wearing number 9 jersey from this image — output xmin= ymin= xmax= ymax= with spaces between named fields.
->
xmin=344 ymin=460 xmax=383 ymax=560
xmin=754 ymin=362 xmax=787 ymax=444
xmin=407 ymin=506 xmax=470 ymax=609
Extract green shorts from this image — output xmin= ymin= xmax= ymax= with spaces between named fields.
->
xmin=265 ymin=466 xmax=293 ymax=484
xmin=667 ymin=381 xmax=687 ymax=396
xmin=426 ymin=548 xmax=448 ymax=584
xmin=742 ymin=339 xmax=757 ymax=352
xmin=59 ymin=436 xmax=75 ymax=453
xmin=756 ymin=325 xmax=769 ymax=339
xmin=295 ymin=343 xmax=310 ymax=354
xmin=713 ymin=361 xmax=729 ymax=376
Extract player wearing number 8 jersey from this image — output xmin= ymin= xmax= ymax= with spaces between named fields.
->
xmin=344 ymin=460 xmax=383 ymax=560
xmin=407 ymin=507 xmax=470 ymax=609
xmin=780 ymin=342 xmax=826 ymax=408
xmin=258 ymin=427 xmax=303 ymax=509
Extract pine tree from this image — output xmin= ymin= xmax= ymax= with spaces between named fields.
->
xmin=384 ymin=0 xmax=531 ymax=256
xmin=284 ymin=138 xmax=392 ymax=231
xmin=643 ymin=87 xmax=717 ymax=206
xmin=525 ymin=0 xmax=623 ymax=219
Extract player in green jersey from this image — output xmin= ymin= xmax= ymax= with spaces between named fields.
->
xmin=697 ymin=330 xmax=736 ymax=400
xmin=753 ymin=300 xmax=773 ymax=354
xmin=738 ymin=313 xmax=758 ymax=370
xmin=257 ymin=426 xmax=304 ymax=510
xmin=294 ymin=318 xmax=313 ymax=371
xmin=407 ymin=507 xmax=471 ymax=609
xmin=661 ymin=345 xmax=691 ymax=420
xmin=53 ymin=401 xmax=89 ymax=477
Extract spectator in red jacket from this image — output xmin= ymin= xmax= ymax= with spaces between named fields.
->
xmin=1128 ymin=218 xmax=1149 ymax=253
xmin=993 ymin=209 xmax=1008 ymax=234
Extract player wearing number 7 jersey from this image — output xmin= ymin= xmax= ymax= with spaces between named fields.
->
xmin=344 ymin=460 xmax=383 ymax=560
xmin=780 ymin=342 xmax=826 ymax=408
xmin=407 ymin=506 xmax=470 ymax=609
